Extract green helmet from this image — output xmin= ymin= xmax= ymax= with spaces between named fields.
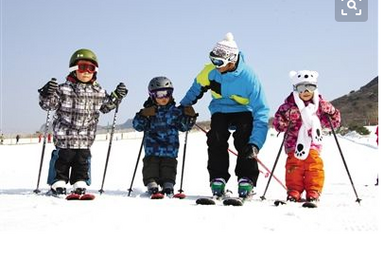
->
xmin=69 ymin=49 xmax=98 ymax=67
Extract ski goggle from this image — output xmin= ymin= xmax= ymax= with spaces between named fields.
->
xmin=150 ymin=88 xmax=173 ymax=99
xmin=295 ymin=84 xmax=317 ymax=93
xmin=210 ymin=56 xmax=229 ymax=68
xmin=209 ymin=51 xmax=237 ymax=68
xmin=69 ymin=61 xmax=98 ymax=73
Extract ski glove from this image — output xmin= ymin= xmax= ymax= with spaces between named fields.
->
xmin=139 ymin=106 xmax=156 ymax=117
xmin=112 ymin=83 xmax=128 ymax=100
xmin=243 ymin=144 xmax=259 ymax=159
xmin=38 ymin=78 xmax=58 ymax=97
xmin=183 ymin=106 xmax=197 ymax=117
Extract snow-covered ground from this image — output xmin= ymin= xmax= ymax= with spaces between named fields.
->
xmin=0 ymin=126 xmax=380 ymax=259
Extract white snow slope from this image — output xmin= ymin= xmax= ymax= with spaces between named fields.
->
xmin=0 ymin=127 xmax=381 ymax=259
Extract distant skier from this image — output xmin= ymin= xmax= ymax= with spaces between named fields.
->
xmin=16 ymin=134 xmax=20 ymax=144
xmin=273 ymin=70 xmax=341 ymax=203
xmin=38 ymin=48 xmax=128 ymax=196
xmin=180 ymin=32 xmax=269 ymax=199
xmin=133 ymin=76 xmax=197 ymax=197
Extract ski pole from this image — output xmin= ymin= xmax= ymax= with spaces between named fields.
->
xmin=260 ymin=122 xmax=291 ymax=200
xmin=177 ymin=131 xmax=189 ymax=194
xmin=127 ymin=135 xmax=145 ymax=196
xmin=194 ymin=123 xmax=287 ymax=191
xmin=326 ymin=114 xmax=361 ymax=204
xmin=34 ymin=109 xmax=51 ymax=194
xmin=99 ymin=105 xmax=119 ymax=194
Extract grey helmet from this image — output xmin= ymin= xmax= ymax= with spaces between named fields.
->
xmin=148 ymin=76 xmax=174 ymax=99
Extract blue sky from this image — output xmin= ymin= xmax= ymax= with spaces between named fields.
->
xmin=0 ymin=0 xmax=379 ymax=134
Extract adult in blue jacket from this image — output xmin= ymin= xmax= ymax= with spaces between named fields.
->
xmin=180 ymin=32 xmax=269 ymax=198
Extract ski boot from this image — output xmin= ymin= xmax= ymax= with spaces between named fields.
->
xmin=162 ymin=182 xmax=174 ymax=197
xmin=210 ymin=178 xmax=226 ymax=197
xmin=306 ymin=190 xmax=320 ymax=202
xmin=238 ymin=177 xmax=253 ymax=198
xmin=147 ymin=181 xmax=159 ymax=195
xmin=50 ymin=180 xmax=67 ymax=197
xmin=286 ymin=190 xmax=301 ymax=202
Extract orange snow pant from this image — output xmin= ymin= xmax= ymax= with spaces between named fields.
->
xmin=285 ymin=149 xmax=324 ymax=200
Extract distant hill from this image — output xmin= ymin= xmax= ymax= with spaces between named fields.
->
xmin=330 ymin=76 xmax=378 ymax=127
xmin=96 ymin=118 xmax=133 ymax=133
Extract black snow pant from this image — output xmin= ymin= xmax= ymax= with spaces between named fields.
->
xmin=47 ymin=148 xmax=91 ymax=185
xmin=142 ymin=156 xmax=178 ymax=187
xmin=207 ymin=112 xmax=259 ymax=186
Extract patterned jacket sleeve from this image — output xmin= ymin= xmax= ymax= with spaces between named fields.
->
xmin=273 ymin=103 xmax=290 ymax=133
xmin=132 ymin=112 xmax=150 ymax=132
xmin=100 ymin=92 xmax=119 ymax=114
xmin=273 ymin=93 xmax=302 ymax=133
xmin=319 ymin=99 xmax=341 ymax=129
xmin=39 ymin=89 xmax=60 ymax=111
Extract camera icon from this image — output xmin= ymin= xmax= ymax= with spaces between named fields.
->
xmin=335 ymin=0 xmax=368 ymax=22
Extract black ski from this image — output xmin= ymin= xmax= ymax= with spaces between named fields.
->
xmin=274 ymin=199 xmax=287 ymax=206
xmin=196 ymin=195 xmax=224 ymax=205
xmin=223 ymin=192 xmax=255 ymax=206
xmin=223 ymin=197 xmax=245 ymax=206
xmin=302 ymin=201 xmax=318 ymax=208
xmin=274 ymin=199 xmax=318 ymax=208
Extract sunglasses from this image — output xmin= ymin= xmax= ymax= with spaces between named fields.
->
xmin=69 ymin=61 xmax=98 ymax=73
xmin=295 ymin=84 xmax=317 ymax=93
xmin=150 ymin=88 xmax=173 ymax=99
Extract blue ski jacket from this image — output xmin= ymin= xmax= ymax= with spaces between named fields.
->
xmin=180 ymin=52 xmax=269 ymax=149
xmin=133 ymin=100 xmax=194 ymax=158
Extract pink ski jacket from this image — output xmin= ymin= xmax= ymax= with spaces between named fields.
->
xmin=273 ymin=92 xmax=341 ymax=154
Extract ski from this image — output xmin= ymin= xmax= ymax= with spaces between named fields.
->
xmin=149 ymin=192 xmax=185 ymax=199
xmin=66 ymin=193 xmax=95 ymax=200
xmin=274 ymin=199 xmax=318 ymax=208
xmin=223 ymin=193 xmax=254 ymax=206
xmin=150 ymin=192 xmax=165 ymax=199
xmin=302 ymin=201 xmax=318 ymax=208
xmin=274 ymin=199 xmax=287 ymax=206
xmin=223 ymin=197 xmax=245 ymax=206
xmin=196 ymin=195 xmax=224 ymax=205
xmin=173 ymin=192 xmax=186 ymax=199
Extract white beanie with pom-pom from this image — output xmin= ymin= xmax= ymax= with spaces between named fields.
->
xmin=212 ymin=32 xmax=239 ymax=62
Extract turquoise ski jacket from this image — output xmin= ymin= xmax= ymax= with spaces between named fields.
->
xmin=180 ymin=52 xmax=269 ymax=149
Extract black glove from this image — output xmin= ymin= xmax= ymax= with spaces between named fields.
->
xmin=243 ymin=144 xmax=259 ymax=159
xmin=112 ymin=82 xmax=128 ymax=100
xmin=38 ymin=78 xmax=58 ymax=97
xmin=139 ymin=106 xmax=156 ymax=117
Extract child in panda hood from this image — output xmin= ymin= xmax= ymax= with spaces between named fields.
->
xmin=273 ymin=70 xmax=341 ymax=202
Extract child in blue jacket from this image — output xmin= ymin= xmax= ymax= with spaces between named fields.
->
xmin=133 ymin=76 xmax=197 ymax=196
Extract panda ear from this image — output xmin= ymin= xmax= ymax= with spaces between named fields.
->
xmin=289 ymin=71 xmax=297 ymax=79
xmin=312 ymin=71 xmax=319 ymax=79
